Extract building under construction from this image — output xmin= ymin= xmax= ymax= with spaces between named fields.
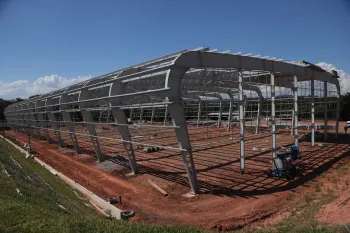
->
xmin=4 ymin=47 xmax=341 ymax=194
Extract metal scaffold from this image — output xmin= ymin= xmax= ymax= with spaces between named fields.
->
xmin=4 ymin=47 xmax=341 ymax=194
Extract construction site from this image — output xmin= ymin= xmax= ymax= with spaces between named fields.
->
xmin=3 ymin=47 xmax=349 ymax=230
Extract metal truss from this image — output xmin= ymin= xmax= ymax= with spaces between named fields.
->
xmin=5 ymin=47 xmax=341 ymax=194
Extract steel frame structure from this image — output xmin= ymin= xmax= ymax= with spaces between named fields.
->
xmin=5 ymin=47 xmax=341 ymax=194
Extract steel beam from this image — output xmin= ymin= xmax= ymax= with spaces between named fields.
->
xmin=175 ymin=51 xmax=340 ymax=87
xmin=5 ymin=49 xmax=340 ymax=114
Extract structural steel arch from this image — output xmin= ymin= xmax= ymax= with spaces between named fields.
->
xmin=5 ymin=47 xmax=340 ymax=194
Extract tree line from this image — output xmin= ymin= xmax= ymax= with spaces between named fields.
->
xmin=0 ymin=98 xmax=24 ymax=120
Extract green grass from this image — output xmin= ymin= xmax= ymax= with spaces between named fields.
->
xmin=273 ymin=190 xmax=340 ymax=233
xmin=314 ymin=182 xmax=323 ymax=192
xmin=0 ymin=138 xmax=205 ymax=233
xmin=1 ymin=137 xmax=349 ymax=233
xmin=243 ymin=171 xmax=350 ymax=233
xmin=337 ymin=166 xmax=348 ymax=175
xmin=244 ymin=191 xmax=350 ymax=233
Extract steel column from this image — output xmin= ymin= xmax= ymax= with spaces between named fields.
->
xmin=227 ymin=101 xmax=233 ymax=131
xmin=129 ymin=108 xmax=134 ymax=121
xmin=46 ymin=112 xmax=64 ymax=148
xmin=111 ymin=108 xmax=138 ymax=174
xmin=217 ymin=101 xmax=222 ymax=128
xmin=293 ymin=75 xmax=298 ymax=146
xmin=255 ymin=100 xmax=260 ymax=134
xmin=291 ymin=109 xmax=294 ymax=136
xmin=151 ymin=107 xmax=155 ymax=124
xmin=311 ymin=79 xmax=315 ymax=146
xmin=22 ymin=110 xmax=33 ymax=136
xmin=166 ymin=67 xmax=199 ymax=194
xmin=61 ymin=111 xmax=80 ymax=154
xmin=324 ymin=81 xmax=328 ymax=141
xmin=168 ymin=102 xmax=199 ymax=193
xmin=36 ymin=114 xmax=51 ymax=143
xmin=28 ymin=112 xmax=41 ymax=138
xmin=239 ymin=71 xmax=245 ymax=173
xmin=335 ymin=86 xmax=341 ymax=139
xmin=45 ymin=97 xmax=65 ymax=147
xmin=271 ymin=73 xmax=276 ymax=158
xmin=80 ymin=110 xmax=104 ymax=162
xmin=196 ymin=101 xmax=202 ymax=127
xmin=139 ymin=108 xmax=144 ymax=122
xmin=35 ymin=100 xmax=51 ymax=143
xmin=163 ymin=106 xmax=168 ymax=125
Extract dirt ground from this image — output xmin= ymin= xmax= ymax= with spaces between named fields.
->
xmin=317 ymin=155 xmax=350 ymax=225
xmin=2 ymin=120 xmax=349 ymax=231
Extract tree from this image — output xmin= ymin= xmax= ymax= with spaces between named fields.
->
xmin=0 ymin=99 xmax=11 ymax=120
xmin=28 ymin=94 xmax=40 ymax=99
xmin=340 ymin=93 xmax=350 ymax=120
xmin=0 ymin=98 xmax=25 ymax=120
xmin=16 ymin=97 xmax=24 ymax=103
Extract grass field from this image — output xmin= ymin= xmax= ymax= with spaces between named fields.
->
xmin=0 ymin=136 xmax=349 ymax=233
xmin=0 ymin=138 xmax=205 ymax=233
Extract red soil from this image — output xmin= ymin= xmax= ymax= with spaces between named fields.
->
xmin=317 ymin=156 xmax=350 ymax=225
xmin=2 ymin=120 xmax=349 ymax=231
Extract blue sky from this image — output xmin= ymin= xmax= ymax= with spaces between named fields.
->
xmin=0 ymin=0 xmax=349 ymax=99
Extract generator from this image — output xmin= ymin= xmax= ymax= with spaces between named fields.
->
xmin=266 ymin=145 xmax=301 ymax=180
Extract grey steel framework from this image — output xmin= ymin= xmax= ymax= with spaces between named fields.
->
xmin=4 ymin=47 xmax=341 ymax=194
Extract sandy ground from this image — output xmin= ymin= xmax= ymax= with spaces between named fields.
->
xmin=2 ymin=120 xmax=349 ymax=231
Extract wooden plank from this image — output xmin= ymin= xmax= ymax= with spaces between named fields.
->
xmin=147 ymin=179 xmax=168 ymax=196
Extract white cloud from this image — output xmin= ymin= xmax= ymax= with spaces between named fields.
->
xmin=0 ymin=74 xmax=91 ymax=100
xmin=316 ymin=62 xmax=350 ymax=94
xmin=0 ymin=80 xmax=29 ymax=99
